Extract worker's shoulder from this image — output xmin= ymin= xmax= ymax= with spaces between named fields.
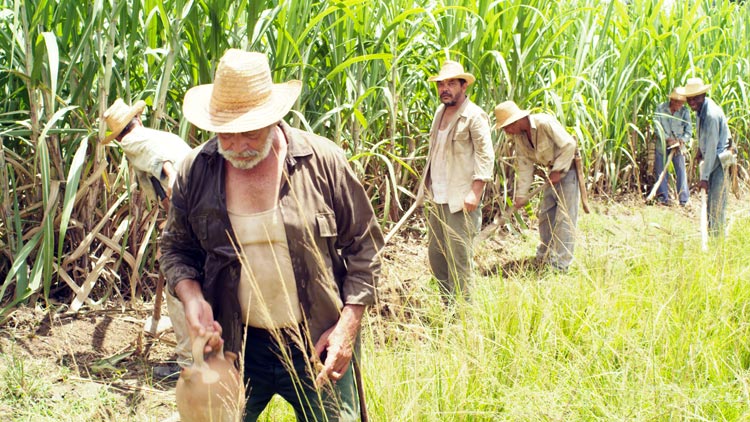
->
xmin=287 ymin=126 xmax=346 ymax=159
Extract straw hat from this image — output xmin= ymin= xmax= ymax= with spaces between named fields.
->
xmin=427 ymin=60 xmax=476 ymax=85
xmin=102 ymin=99 xmax=146 ymax=143
xmin=668 ymin=89 xmax=686 ymax=102
xmin=494 ymin=101 xmax=530 ymax=129
xmin=182 ymin=49 xmax=302 ymax=133
xmin=675 ymin=77 xmax=711 ymax=98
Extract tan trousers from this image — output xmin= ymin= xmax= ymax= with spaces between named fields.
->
xmin=426 ymin=203 xmax=481 ymax=303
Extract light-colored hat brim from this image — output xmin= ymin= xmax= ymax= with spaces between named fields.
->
xmin=428 ymin=73 xmax=476 ymax=86
xmin=102 ymin=100 xmax=146 ymax=143
xmin=183 ymin=80 xmax=302 ymax=133
xmin=668 ymin=92 xmax=686 ymax=101
xmin=675 ymin=84 xmax=710 ymax=98
xmin=496 ymin=110 xmax=530 ymax=129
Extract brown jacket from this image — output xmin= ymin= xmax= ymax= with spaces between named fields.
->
xmin=159 ymin=121 xmax=383 ymax=353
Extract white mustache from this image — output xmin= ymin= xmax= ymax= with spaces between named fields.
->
xmin=221 ymin=149 xmax=261 ymax=159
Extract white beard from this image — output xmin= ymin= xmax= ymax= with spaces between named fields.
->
xmin=218 ymin=132 xmax=274 ymax=170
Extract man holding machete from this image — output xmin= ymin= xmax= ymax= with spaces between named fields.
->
xmin=652 ymin=89 xmax=692 ymax=206
xmin=676 ymin=77 xmax=730 ymax=237
xmin=495 ymin=100 xmax=586 ymax=273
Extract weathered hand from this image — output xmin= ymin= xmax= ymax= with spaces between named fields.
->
xmin=548 ymin=171 xmax=562 ymax=185
xmin=463 ymin=190 xmax=479 ymax=212
xmin=183 ymin=295 xmax=223 ymax=355
xmin=313 ymin=324 xmax=353 ymax=387
xmin=513 ymin=197 xmax=527 ymax=210
xmin=699 ymin=180 xmax=709 ymax=192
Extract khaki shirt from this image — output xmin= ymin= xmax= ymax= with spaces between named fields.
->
xmin=159 ymin=121 xmax=383 ymax=352
xmin=509 ymin=114 xmax=576 ymax=201
xmin=118 ymin=126 xmax=191 ymax=200
xmin=421 ymin=98 xmax=494 ymax=213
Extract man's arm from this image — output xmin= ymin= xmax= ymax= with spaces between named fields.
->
xmin=680 ymin=107 xmax=693 ymax=144
xmin=465 ymin=109 xmax=494 ymax=212
xmin=313 ymin=147 xmax=383 ymax=383
xmin=514 ymin=153 xmax=536 ymax=207
xmin=314 ymin=304 xmax=364 ymax=386
xmin=700 ymin=116 xmax=720 ymax=183
xmin=174 ymin=278 xmax=223 ymax=354
xmin=463 ymin=179 xmax=486 ymax=212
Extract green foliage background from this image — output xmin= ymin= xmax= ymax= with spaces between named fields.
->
xmin=1 ymin=0 xmax=749 ymax=310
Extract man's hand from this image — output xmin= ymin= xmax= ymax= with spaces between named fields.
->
xmin=699 ymin=180 xmax=708 ymax=192
xmin=667 ymin=138 xmax=679 ymax=149
xmin=548 ymin=170 xmax=562 ymax=185
xmin=513 ymin=196 xmax=527 ymax=210
xmin=175 ymin=279 xmax=223 ymax=354
xmin=313 ymin=305 xmax=364 ymax=387
xmin=463 ymin=190 xmax=479 ymax=212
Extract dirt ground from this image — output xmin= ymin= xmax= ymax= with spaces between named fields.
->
xmin=0 ymin=208 xmax=436 ymax=422
xmin=0 ymin=191 xmax=739 ymax=421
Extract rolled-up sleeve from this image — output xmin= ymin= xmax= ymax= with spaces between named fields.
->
xmin=515 ymin=151 xmax=536 ymax=201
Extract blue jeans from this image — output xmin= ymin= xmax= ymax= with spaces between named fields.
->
xmin=243 ymin=327 xmax=359 ymax=422
xmin=654 ymin=147 xmax=689 ymax=205
xmin=707 ymin=164 xmax=727 ymax=236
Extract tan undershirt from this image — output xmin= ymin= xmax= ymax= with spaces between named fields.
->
xmin=228 ymin=207 xmax=301 ymax=329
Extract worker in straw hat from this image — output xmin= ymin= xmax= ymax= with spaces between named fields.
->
xmin=101 ymin=98 xmax=192 ymax=379
xmin=675 ymin=77 xmax=730 ymax=236
xmin=416 ymin=59 xmax=494 ymax=305
xmin=494 ymin=100 xmax=579 ymax=272
xmin=652 ymin=88 xmax=692 ymax=206
xmin=159 ymin=49 xmax=383 ymax=421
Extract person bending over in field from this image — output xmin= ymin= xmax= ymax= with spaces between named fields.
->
xmin=495 ymin=101 xmax=579 ymax=272
xmin=652 ymin=89 xmax=692 ymax=206
xmin=101 ymin=98 xmax=192 ymax=379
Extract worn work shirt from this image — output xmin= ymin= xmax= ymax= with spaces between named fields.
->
xmin=118 ymin=126 xmax=192 ymax=200
xmin=229 ymin=207 xmax=301 ymax=329
xmin=696 ymin=97 xmax=729 ymax=181
xmin=421 ymin=98 xmax=495 ymax=213
xmin=159 ymin=121 xmax=383 ymax=353
xmin=653 ymin=101 xmax=692 ymax=150
xmin=509 ymin=114 xmax=576 ymax=201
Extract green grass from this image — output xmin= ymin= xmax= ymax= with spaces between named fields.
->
xmin=248 ymin=198 xmax=750 ymax=421
xmin=0 ymin=199 xmax=748 ymax=420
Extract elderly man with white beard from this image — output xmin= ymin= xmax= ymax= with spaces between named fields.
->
xmin=159 ymin=49 xmax=383 ymax=421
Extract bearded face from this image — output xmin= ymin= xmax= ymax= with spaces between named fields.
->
xmin=217 ymin=125 xmax=275 ymax=170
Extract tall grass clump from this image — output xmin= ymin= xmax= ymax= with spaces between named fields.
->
xmin=361 ymin=205 xmax=750 ymax=421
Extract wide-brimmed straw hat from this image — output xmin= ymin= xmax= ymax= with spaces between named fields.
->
xmin=183 ymin=49 xmax=302 ymax=133
xmin=494 ymin=101 xmax=530 ymax=129
xmin=427 ymin=60 xmax=476 ymax=86
xmin=668 ymin=89 xmax=686 ymax=102
xmin=675 ymin=77 xmax=711 ymax=98
xmin=102 ymin=99 xmax=146 ymax=143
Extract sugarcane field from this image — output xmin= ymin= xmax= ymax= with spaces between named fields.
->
xmin=1 ymin=1 xmax=750 ymax=421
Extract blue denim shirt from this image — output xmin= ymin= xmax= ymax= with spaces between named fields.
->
xmin=696 ymin=97 xmax=729 ymax=181
xmin=653 ymin=101 xmax=691 ymax=151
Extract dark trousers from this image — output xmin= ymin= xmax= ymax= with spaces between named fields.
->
xmin=243 ymin=326 xmax=359 ymax=422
